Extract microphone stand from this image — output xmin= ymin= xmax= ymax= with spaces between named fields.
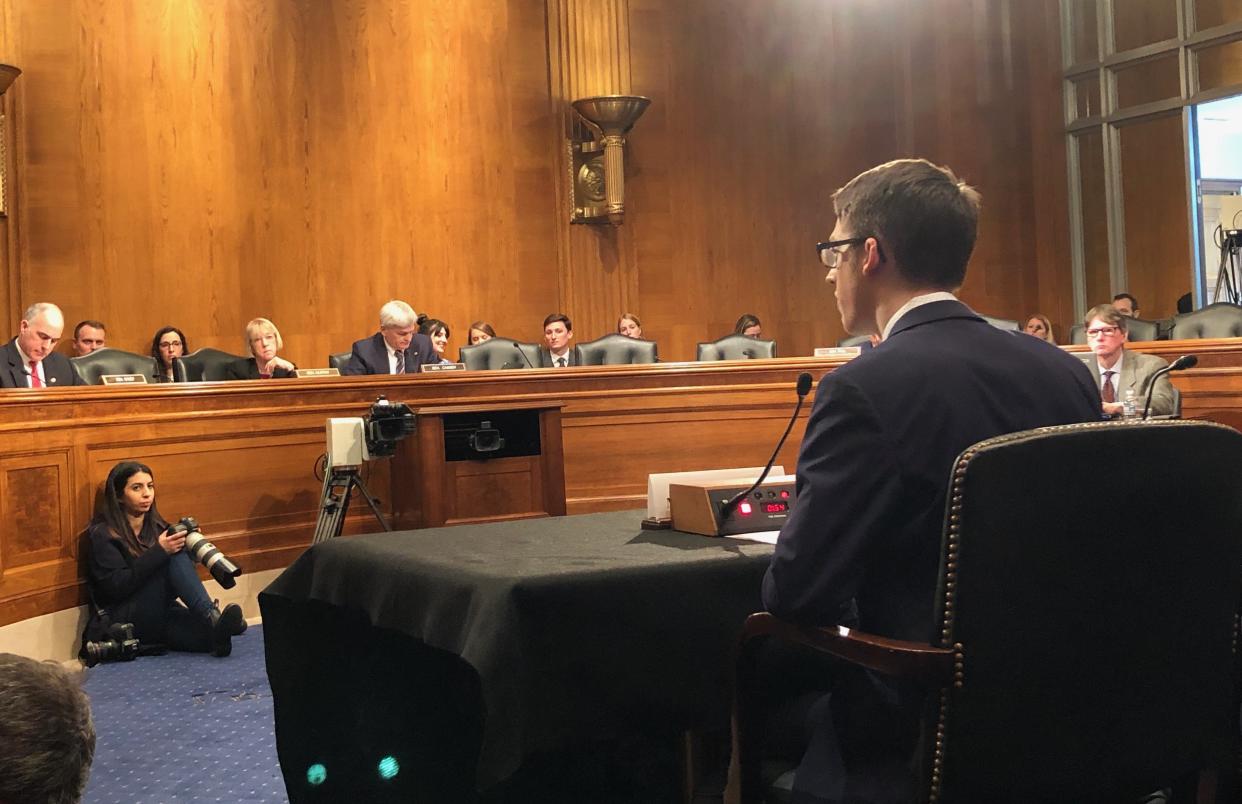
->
xmin=719 ymin=373 xmax=813 ymax=519
xmin=1142 ymin=355 xmax=1197 ymax=420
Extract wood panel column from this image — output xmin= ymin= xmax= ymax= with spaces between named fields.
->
xmin=0 ymin=1 xmax=16 ymax=338
xmin=546 ymin=0 xmax=640 ymax=341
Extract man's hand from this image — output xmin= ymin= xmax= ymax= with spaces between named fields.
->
xmin=1102 ymin=401 xmax=1125 ymax=416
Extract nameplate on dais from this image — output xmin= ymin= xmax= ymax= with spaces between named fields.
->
xmin=294 ymin=368 xmax=341 ymax=378
xmin=101 ymin=374 xmax=149 ymax=385
xmin=421 ymin=363 xmax=467 ymax=372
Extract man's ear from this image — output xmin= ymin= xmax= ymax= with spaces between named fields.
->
xmin=860 ymin=238 xmax=884 ymax=277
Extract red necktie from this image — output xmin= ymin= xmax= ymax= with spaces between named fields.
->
xmin=1101 ymin=370 xmax=1115 ymax=404
xmin=29 ymin=360 xmax=42 ymax=389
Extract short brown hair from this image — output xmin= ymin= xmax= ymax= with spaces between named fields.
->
xmin=1083 ymin=304 xmax=1128 ymax=332
xmin=0 ymin=654 xmax=96 ymax=804
xmin=543 ymin=313 xmax=572 ymax=331
xmin=832 ymin=158 xmax=981 ymax=290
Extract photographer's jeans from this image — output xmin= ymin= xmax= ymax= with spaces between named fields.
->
xmin=167 ymin=550 xmax=216 ymax=618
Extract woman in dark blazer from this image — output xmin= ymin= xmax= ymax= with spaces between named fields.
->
xmin=227 ymin=318 xmax=296 ymax=379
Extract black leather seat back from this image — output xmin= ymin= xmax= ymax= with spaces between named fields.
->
xmin=576 ymin=333 xmax=658 ymax=365
xmin=70 ymin=348 xmax=160 ymax=385
xmin=328 ymin=352 xmax=351 ymax=372
xmin=1170 ymin=302 xmax=1242 ymax=339
xmin=697 ymin=335 xmax=777 ymax=361
xmin=930 ymin=421 xmax=1242 ymax=800
xmin=459 ymin=338 xmax=542 ymax=371
xmin=1123 ymin=317 xmax=1161 ymax=341
xmin=173 ymin=348 xmax=250 ymax=382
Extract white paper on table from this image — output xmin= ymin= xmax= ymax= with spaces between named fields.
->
xmin=723 ymin=530 xmax=780 ymax=545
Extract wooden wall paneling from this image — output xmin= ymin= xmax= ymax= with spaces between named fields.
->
xmin=297 ymin=0 xmax=562 ymax=362
xmin=1117 ymin=112 xmax=1191 ymax=320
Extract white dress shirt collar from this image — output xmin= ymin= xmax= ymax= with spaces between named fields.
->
xmin=880 ymin=291 xmax=959 ymax=341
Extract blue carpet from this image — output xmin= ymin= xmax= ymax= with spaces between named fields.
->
xmin=81 ymin=625 xmax=288 ymax=803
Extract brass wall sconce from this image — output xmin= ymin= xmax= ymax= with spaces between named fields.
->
xmin=569 ymin=95 xmax=650 ymax=225
xmin=0 ymin=64 xmax=19 ymax=218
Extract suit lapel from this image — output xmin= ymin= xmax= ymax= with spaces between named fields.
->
xmin=4 ymin=340 xmax=25 ymax=387
xmin=1121 ymin=352 xmax=1139 ymax=393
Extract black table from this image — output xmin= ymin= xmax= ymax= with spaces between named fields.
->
xmin=259 ymin=510 xmax=773 ymax=801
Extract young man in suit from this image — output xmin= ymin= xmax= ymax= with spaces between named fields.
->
xmin=341 ymin=300 xmax=439 ymax=376
xmin=758 ymin=159 xmax=1101 ymax=802
xmin=1 ymin=302 xmax=87 ymax=388
xmin=541 ymin=313 xmax=578 ymax=367
xmin=1084 ymin=303 xmax=1174 ymax=418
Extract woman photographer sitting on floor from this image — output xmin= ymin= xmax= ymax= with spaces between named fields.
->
xmin=83 ymin=461 xmax=246 ymax=659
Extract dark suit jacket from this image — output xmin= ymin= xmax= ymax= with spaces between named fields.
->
xmin=540 ymin=347 xmax=581 ymax=368
xmin=761 ymin=300 xmax=1101 ymax=801
xmin=340 ymin=332 xmax=438 ymax=376
xmin=224 ymin=358 xmax=297 ymax=380
xmin=0 ymin=339 xmax=87 ymax=388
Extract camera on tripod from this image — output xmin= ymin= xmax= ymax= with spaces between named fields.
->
xmin=313 ymin=397 xmax=418 ymax=544
xmin=167 ymin=516 xmax=242 ymax=589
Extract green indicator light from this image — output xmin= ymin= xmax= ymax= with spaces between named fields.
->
xmin=306 ymin=763 xmax=327 ymax=786
xmin=377 ymin=755 xmax=400 ymax=780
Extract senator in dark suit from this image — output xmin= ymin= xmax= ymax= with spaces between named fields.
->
xmin=341 ymin=300 xmax=440 ymax=376
xmin=759 ymin=160 xmax=1101 ymax=803
xmin=0 ymin=302 xmax=87 ymax=389
xmin=540 ymin=312 xmax=579 ymax=367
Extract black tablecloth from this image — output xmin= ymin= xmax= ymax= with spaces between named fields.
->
xmin=260 ymin=510 xmax=773 ymax=788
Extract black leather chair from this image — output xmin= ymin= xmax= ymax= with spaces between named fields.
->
xmin=576 ymin=333 xmax=658 ymax=365
xmin=979 ymin=314 xmax=1018 ymax=331
xmin=459 ymin=338 xmax=542 ymax=371
xmin=328 ymin=352 xmax=351 ymax=372
xmin=734 ymin=421 xmax=1242 ymax=803
xmin=697 ymin=335 xmax=777 ymax=361
xmin=837 ymin=334 xmax=871 ymax=348
xmin=1170 ymin=302 xmax=1242 ymax=339
xmin=173 ymin=348 xmax=250 ymax=382
xmin=69 ymin=348 xmax=160 ymax=385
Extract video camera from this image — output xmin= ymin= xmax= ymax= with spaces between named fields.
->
xmin=326 ymin=396 xmax=417 ymax=468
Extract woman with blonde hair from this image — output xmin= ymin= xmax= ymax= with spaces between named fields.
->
xmin=1023 ymin=314 xmax=1056 ymax=344
xmin=228 ymin=317 xmax=297 ymax=379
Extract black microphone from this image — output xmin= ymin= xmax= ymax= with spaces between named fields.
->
xmin=513 ymin=342 xmax=535 ymax=369
xmin=720 ymin=372 xmax=814 ymax=520
xmin=1142 ymin=354 xmax=1197 ymax=420
xmin=742 ymin=349 xmax=755 ymax=359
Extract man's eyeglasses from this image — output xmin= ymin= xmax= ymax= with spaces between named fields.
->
xmin=816 ymin=237 xmax=884 ymax=268
xmin=1085 ymin=326 xmax=1120 ymax=338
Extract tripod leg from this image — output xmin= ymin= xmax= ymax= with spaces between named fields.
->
xmin=312 ymin=470 xmax=354 ymax=544
xmin=351 ymin=475 xmax=392 ymax=532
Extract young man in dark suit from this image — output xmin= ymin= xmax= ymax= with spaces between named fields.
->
xmin=541 ymin=313 xmax=579 ymax=367
xmin=341 ymin=299 xmax=439 ymax=376
xmin=0 ymin=302 xmax=87 ymax=389
xmin=758 ymin=160 xmax=1101 ymax=802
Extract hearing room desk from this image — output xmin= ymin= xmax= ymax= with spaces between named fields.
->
xmin=5 ymin=340 xmax=1242 ymax=627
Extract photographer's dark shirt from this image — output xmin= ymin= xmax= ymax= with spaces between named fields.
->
xmin=85 ymin=519 xmax=172 ymax=638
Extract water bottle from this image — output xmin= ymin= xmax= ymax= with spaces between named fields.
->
xmin=1122 ymin=388 xmax=1137 ymax=419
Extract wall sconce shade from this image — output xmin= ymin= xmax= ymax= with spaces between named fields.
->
xmin=569 ymin=94 xmax=650 ymax=225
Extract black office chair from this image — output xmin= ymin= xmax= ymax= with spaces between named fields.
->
xmin=979 ymin=315 xmax=1018 ymax=331
xmin=1170 ymin=302 xmax=1242 ymax=339
xmin=697 ymin=335 xmax=777 ymax=361
xmin=328 ymin=352 xmax=351 ymax=372
xmin=837 ymin=334 xmax=871 ymax=348
xmin=459 ymin=338 xmax=542 ymax=371
xmin=576 ymin=333 xmax=658 ymax=365
xmin=734 ymin=421 xmax=1242 ymax=803
xmin=69 ymin=348 xmax=160 ymax=385
xmin=173 ymin=348 xmax=250 ymax=382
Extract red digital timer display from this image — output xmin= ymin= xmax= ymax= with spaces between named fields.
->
xmin=764 ymin=502 xmax=788 ymax=514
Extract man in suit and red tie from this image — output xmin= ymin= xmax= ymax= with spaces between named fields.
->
xmin=756 ymin=159 xmax=1100 ymax=802
xmin=1 ymin=302 xmax=86 ymax=389
xmin=341 ymin=299 xmax=440 ymax=376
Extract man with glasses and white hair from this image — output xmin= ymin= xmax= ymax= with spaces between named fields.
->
xmin=756 ymin=159 xmax=1100 ymax=802
xmin=341 ymin=299 xmax=440 ymax=376
xmin=1083 ymin=303 xmax=1174 ymax=418
xmin=1 ymin=302 xmax=87 ymax=388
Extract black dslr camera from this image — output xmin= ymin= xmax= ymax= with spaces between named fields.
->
xmin=167 ymin=516 xmax=242 ymax=589
xmin=364 ymin=396 xmax=417 ymax=458
xmin=81 ymin=622 xmax=140 ymax=667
